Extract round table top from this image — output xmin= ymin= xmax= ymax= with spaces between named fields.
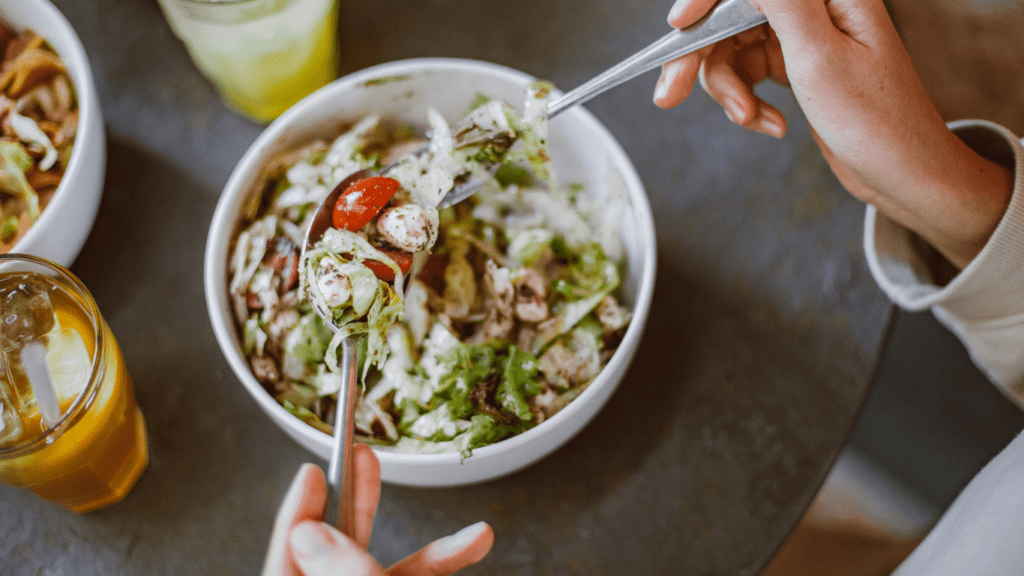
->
xmin=1 ymin=1 xmax=893 ymax=574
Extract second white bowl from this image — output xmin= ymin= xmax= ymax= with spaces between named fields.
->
xmin=0 ymin=0 xmax=105 ymax=267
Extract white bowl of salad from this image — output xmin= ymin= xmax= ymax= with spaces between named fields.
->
xmin=205 ymin=58 xmax=656 ymax=486
xmin=0 ymin=0 xmax=105 ymax=266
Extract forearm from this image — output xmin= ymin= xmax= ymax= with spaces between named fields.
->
xmin=871 ymin=128 xmax=1014 ymax=269
xmin=864 ymin=120 xmax=1024 ymax=400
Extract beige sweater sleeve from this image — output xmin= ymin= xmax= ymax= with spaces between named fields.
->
xmin=863 ymin=119 xmax=1024 ymax=407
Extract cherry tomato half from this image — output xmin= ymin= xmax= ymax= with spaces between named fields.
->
xmin=364 ymin=249 xmax=413 ymax=282
xmin=332 ymin=176 xmax=401 ymax=231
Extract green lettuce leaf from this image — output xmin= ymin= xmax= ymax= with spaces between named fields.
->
xmin=394 ymin=414 xmax=518 ymax=459
xmin=281 ymin=312 xmax=333 ymax=381
xmin=496 ymin=346 xmax=541 ymax=421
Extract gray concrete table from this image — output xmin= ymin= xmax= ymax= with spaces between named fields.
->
xmin=0 ymin=1 xmax=892 ymax=574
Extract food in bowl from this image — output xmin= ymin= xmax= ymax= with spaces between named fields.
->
xmin=228 ymin=90 xmax=632 ymax=457
xmin=0 ymin=17 xmax=79 ymax=251
xmin=298 ymin=91 xmax=547 ymax=374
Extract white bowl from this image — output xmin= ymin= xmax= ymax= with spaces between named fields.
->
xmin=0 ymin=0 xmax=105 ymax=267
xmin=204 ymin=58 xmax=657 ymax=486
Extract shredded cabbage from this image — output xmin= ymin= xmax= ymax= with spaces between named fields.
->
xmin=228 ymin=88 xmax=633 ymax=459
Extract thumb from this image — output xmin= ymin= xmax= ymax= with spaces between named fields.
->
xmin=748 ymin=0 xmax=834 ymax=52
xmin=290 ymin=521 xmax=385 ymax=576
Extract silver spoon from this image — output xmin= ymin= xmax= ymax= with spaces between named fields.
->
xmin=303 ymin=0 xmax=766 ymax=533
xmin=301 ymin=168 xmax=375 ymax=536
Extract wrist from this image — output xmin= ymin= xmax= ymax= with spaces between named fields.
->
xmin=913 ymin=129 xmax=1013 ymax=269
xmin=868 ymin=124 xmax=1014 ymax=270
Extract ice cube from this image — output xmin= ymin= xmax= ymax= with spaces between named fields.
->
xmin=22 ymin=341 xmax=60 ymax=427
xmin=45 ymin=326 xmax=91 ymax=403
xmin=0 ymin=381 xmax=23 ymax=445
xmin=0 ymin=275 xmax=58 ymax=353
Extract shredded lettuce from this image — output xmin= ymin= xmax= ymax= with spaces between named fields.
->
xmin=242 ymin=317 xmax=267 ymax=357
xmin=232 ymin=91 xmax=632 ymax=459
xmin=281 ymin=312 xmax=333 ymax=381
xmin=532 ymin=245 xmax=621 ymax=354
xmin=282 ymin=401 xmax=333 ymax=435
xmin=394 ymin=414 xmax=518 ymax=459
xmin=442 ymin=236 xmax=477 ymax=318
xmin=439 ymin=344 xmax=496 ymax=418
xmin=506 ymin=228 xmax=555 ymax=267
xmin=0 ymin=140 xmax=40 ymax=222
xmin=495 ymin=346 xmax=541 ymax=421
xmin=302 ymin=228 xmax=406 ymax=378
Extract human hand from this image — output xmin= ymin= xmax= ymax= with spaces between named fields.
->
xmin=262 ymin=445 xmax=494 ymax=576
xmin=654 ymin=0 xmax=1013 ymax=268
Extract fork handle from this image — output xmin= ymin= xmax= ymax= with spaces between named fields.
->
xmin=546 ymin=0 xmax=767 ymax=118
xmin=323 ymin=336 xmax=359 ymax=535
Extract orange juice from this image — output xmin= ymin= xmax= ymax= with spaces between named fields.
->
xmin=0 ymin=257 xmax=147 ymax=513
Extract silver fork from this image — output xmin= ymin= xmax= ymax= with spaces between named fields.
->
xmin=437 ymin=0 xmax=766 ymax=207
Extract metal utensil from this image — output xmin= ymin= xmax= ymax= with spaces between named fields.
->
xmin=321 ymin=331 xmax=358 ymax=534
xmin=301 ymin=168 xmax=376 ymax=536
xmin=546 ymin=0 xmax=766 ymax=117
xmin=435 ymin=0 xmax=767 ymax=208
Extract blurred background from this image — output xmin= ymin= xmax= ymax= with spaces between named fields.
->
xmin=826 ymin=0 xmax=1024 ymax=535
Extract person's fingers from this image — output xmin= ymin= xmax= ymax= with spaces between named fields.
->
xmin=698 ymin=41 xmax=785 ymax=138
xmin=733 ymin=45 xmax=787 ymax=137
xmin=744 ymin=100 xmax=787 ymax=138
xmin=824 ymin=0 xmax=892 ymax=44
xmin=749 ymin=0 xmax=834 ymax=53
xmin=667 ymin=0 xmax=721 ymax=28
xmin=353 ymin=443 xmax=382 ymax=549
xmin=290 ymin=521 xmax=387 ymax=576
xmin=699 ymin=42 xmax=754 ymax=124
xmin=653 ymin=53 xmax=703 ymax=109
xmin=263 ymin=464 xmax=329 ymax=576
xmin=734 ymin=25 xmax=768 ymax=50
xmin=387 ymin=522 xmax=495 ymax=576
xmin=764 ymin=29 xmax=789 ymax=85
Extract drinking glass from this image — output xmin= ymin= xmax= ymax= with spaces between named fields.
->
xmin=157 ymin=0 xmax=341 ymax=122
xmin=0 ymin=254 xmax=148 ymax=513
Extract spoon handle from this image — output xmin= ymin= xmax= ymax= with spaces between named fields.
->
xmin=324 ymin=336 xmax=359 ymax=535
xmin=546 ymin=0 xmax=766 ymax=118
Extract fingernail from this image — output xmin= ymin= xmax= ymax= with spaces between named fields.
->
xmin=430 ymin=522 xmax=488 ymax=559
xmin=668 ymin=0 xmax=688 ymax=23
xmin=280 ymin=464 xmax=313 ymax=512
xmin=724 ymin=97 xmax=744 ymax=123
xmin=654 ymin=70 xmax=669 ymax=102
xmin=654 ymin=61 xmax=682 ymax=102
xmin=290 ymin=522 xmax=335 ymax=561
xmin=762 ymin=116 xmax=785 ymax=138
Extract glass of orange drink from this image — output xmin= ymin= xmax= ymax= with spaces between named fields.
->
xmin=0 ymin=254 xmax=148 ymax=513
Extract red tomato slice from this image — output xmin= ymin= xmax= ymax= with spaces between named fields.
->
xmin=364 ymin=249 xmax=413 ymax=282
xmin=333 ymin=176 xmax=401 ymax=231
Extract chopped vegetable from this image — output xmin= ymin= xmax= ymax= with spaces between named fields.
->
xmin=333 ymin=176 xmax=400 ymax=231
xmin=0 ymin=140 xmax=39 ymax=222
xmin=363 ymin=249 xmax=412 ymax=282
xmin=228 ymin=89 xmax=632 ymax=458
xmin=0 ymin=22 xmax=78 ymax=251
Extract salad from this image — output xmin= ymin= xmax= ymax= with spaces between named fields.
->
xmin=0 ymin=20 xmax=79 ymax=251
xmin=229 ymin=89 xmax=632 ymax=457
